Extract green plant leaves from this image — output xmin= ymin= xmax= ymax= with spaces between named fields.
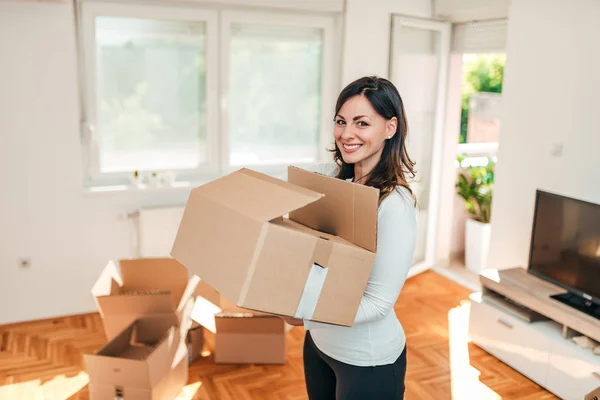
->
xmin=455 ymin=157 xmax=495 ymax=223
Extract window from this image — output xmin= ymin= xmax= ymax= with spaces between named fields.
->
xmin=450 ymin=20 xmax=507 ymax=167
xmin=220 ymin=11 xmax=337 ymax=171
xmin=228 ymin=24 xmax=323 ymax=166
xmin=95 ymin=17 xmax=208 ymax=172
xmin=78 ymin=2 xmax=338 ymax=186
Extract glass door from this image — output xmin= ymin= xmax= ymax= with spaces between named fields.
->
xmin=389 ymin=16 xmax=451 ymax=268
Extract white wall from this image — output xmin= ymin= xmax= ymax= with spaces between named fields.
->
xmin=0 ymin=0 xmax=432 ymax=324
xmin=488 ymin=0 xmax=600 ymax=270
xmin=0 ymin=1 xmax=191 ymax=324
xmin=342 ymin=0 xmax=431 ymax=85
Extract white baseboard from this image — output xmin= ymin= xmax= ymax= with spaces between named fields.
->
xmin=432 ymin=265 xmax=481 ymax=292
xmin=407 ymin=262 xmax=432 ymax=279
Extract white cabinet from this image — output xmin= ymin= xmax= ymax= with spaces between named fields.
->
xmin=469 ymin=295 xmax=551 ymax=386
xmin=469 ymin=293 xmax=600 ymax=400
xmin=545 ymin=338 xmax=600 ymax=400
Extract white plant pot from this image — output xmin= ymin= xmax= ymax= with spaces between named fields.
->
xmin=465 ymin=219 xmax=491 ymax=274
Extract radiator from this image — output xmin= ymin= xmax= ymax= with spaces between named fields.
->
xmin=132 ymin=206 xmax=185 ymax=257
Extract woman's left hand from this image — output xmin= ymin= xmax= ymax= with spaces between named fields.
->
xmin=281 ymin=317 xmax=304 ymax=326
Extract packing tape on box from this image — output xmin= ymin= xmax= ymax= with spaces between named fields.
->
xmin=294 ymin=263 xmax=329 ymax=320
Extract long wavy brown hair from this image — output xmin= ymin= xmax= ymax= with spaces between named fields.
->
xmin=331 ymin=76 xmax=416 ymax=204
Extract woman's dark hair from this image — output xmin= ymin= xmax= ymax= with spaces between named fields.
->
xmin=331 ymin=76 xmax=416 ymax=204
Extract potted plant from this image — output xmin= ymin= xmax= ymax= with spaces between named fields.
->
xmin=455 ymin=156 xmax=495 ymax=273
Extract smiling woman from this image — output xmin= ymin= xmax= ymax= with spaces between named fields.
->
xmin=298 ymin=77 xmax=418 ymax=400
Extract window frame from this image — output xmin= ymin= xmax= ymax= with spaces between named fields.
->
xmin=78 ymin=1 xmax=220 ymax=187
xmin=77 ymin=1 xmax=340 ymax=188
xmin=219 ymin=10 xmax=338 ymax=174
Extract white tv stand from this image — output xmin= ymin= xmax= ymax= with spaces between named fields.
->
xmin=468 ymin=267 xmax=600 ymax=400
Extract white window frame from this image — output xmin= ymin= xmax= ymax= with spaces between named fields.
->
xmin=219 ymin=10 xmax=338 ymax=175
xmin=77 ymin=1 xmax=340 ymax=187
xmin=78 ymin=1 xmax=219 ymax=187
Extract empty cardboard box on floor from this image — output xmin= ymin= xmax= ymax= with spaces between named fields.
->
xmin=91 ymin=258 xmax=200 ymax=340
xmin=171 ymin=166 xmax=379 ymax=326
xmin=85 ymin=316 xmax=188 ymax=400
xmin=188 ymin=289 xmax=287 ymax=365
xmin=215 ymin=300 xmax=286 ymax=365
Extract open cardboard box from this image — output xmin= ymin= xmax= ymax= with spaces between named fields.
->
xmin=85 ymin=316 xmax=188 ymax=400
xmin=91 ymin=258 xmax=200 ymax=340
xmin=171 ymin=166 xmax=379 ymax=327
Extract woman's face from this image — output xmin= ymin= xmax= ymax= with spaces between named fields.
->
xmin=333 ymin=95 xmax=396 ymax=167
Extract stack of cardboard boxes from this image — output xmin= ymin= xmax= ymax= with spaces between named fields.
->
xmin=86 ymin=258 xmax=199 ymax=399
xmin=85 ymin=255 xmax=289 ymax=398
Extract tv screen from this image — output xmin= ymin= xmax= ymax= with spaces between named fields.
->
xmin=528 ymin=190 xmax=600 ymax=304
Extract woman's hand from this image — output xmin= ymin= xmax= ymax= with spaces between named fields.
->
xmin=281 ymin=316 xmax=304 ymax=326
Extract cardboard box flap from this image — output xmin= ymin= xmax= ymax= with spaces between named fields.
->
xmin=193 ymin=168 xmax=325 ymax=222
xmin=94 ymin=322 xmax=136 ymax=358
xmin=195 ymin=279 xmax=221 ymax=308
xmin=85 ymin=323 xmax=152 ymax=388
xmin=91 ymin=261 xmax=123 ymax=297
xmin=190 ymin=284 xmax=223 ymax=333
xmin=150 ymin=349 xmax=188 ymax=400
xmin=96 ymin=293 xmax=177 ymax=316
xmin=288 ymin=166 xmax=379 ymax=252
xmin=177 ymin=274 xmax=201 ymax=314
xmin=146 ymin=326 xmax=181 ymax=387
xmin=120 ymin=258 xmax=189 ymax=308
xmin=133 ymin=315 xmax=180 ymax=344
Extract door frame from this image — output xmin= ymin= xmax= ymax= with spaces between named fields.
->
xmin=388 ymin=15 xmax=452 ymax=271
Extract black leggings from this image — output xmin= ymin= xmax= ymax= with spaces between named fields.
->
xmin=303 ymin=332 xmax=407 ymax=400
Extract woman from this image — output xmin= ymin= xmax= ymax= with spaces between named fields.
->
xmin=284 ymin=76 xmax=417 ymax=400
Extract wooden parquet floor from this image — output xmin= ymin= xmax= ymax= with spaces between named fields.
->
xmin=0 ymin=271 xmax=556 ymax=400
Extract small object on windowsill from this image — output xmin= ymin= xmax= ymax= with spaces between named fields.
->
xmin=161 ymin=170 xmax=175 ymax=187
xmin=149 ymin=171 xmax=160 ymax=188
xmin=85 ymin=178 xmax=194 ymax=195
xmin=130 ymin=170 xmax=143 ymax=187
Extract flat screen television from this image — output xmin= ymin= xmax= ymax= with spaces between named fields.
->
xmin=528 ymin=190 xmax=600 ymax=319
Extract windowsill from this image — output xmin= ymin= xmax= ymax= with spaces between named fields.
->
xmin=82 ymin=161 xmax=330 ymax=196
xmin=83 ymin=180 xmax=197 ymax=196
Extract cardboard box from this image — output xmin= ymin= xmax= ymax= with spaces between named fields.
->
xmin=186 ymin=321 xmax=204 ymax=363
xmin=586 ymin=386 xmax=600 ymax=400
xmin=171 ymin=166 xmax=378 ymax=326
xmin=214 ymin=308 xmax=286 ymax=365
xmin=189 ymin=289 xmax=287 ymax=365
xmin=91 ymin=258 xmax=200 ymax=340
xmin=85 ymin=316 xmax=188 ymax=400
